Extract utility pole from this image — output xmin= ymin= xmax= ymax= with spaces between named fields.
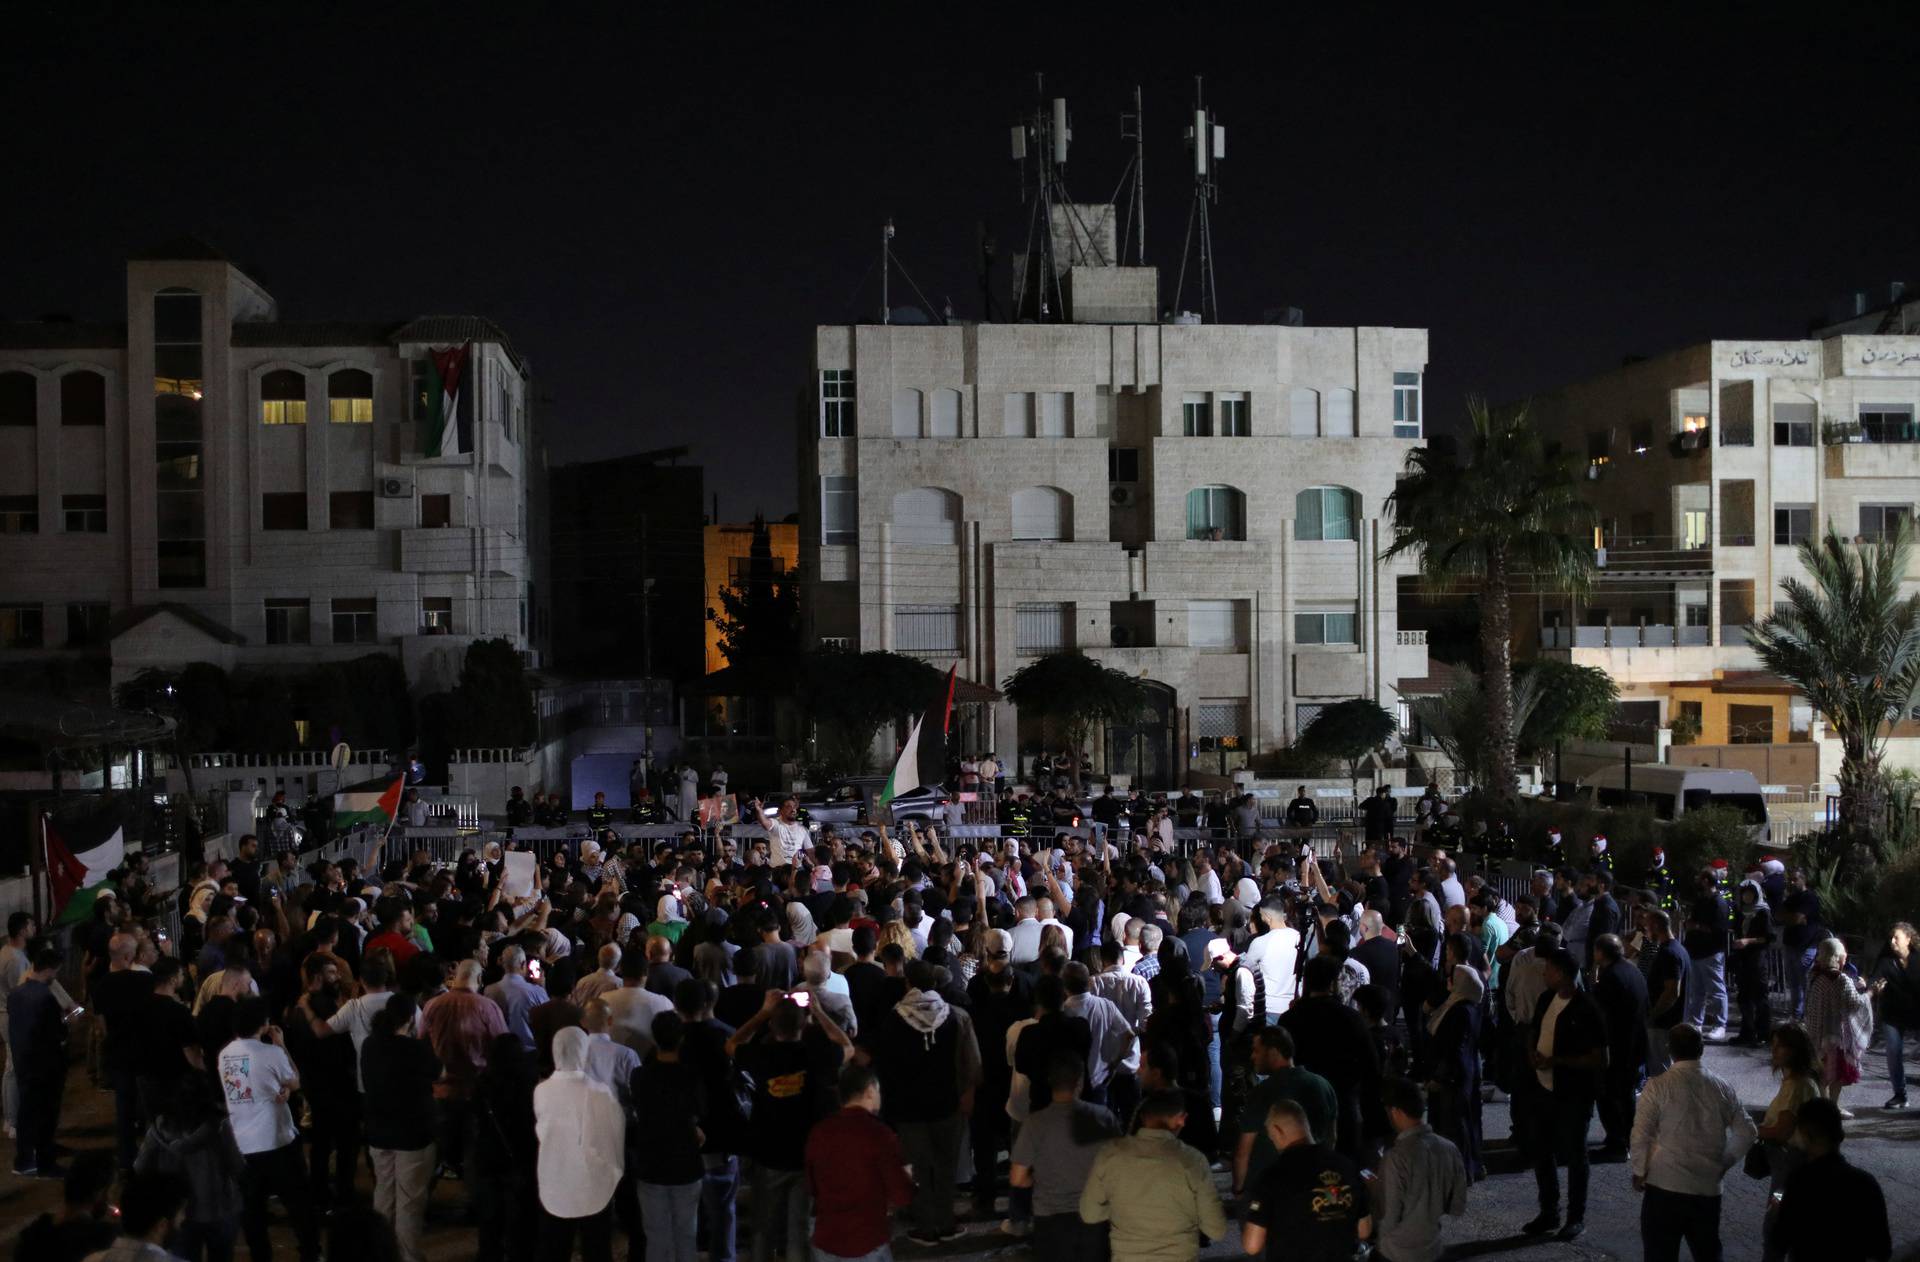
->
xmin=639 ymin=514 xmax=653 ymax=678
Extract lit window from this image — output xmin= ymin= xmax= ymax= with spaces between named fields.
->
xmin=1296 ymin=486 xmax=1359 ymax=541
xmin=1682 ymin=509 xmax=1709 ymax=549
xmin=0 ymin=605 xmax=43 ymax=649
xmin=327 ymin=369 xmax=373 ymax=424
xmin=1295 ymin=610 xmax=1358 ymax=645
xmin=0 ymin=495 xmax=38 ymax=534
xmin=331 ymin=597 xmax=378 ymax=645
xmin=1392 ymin=372 xmax=1422 ymax=438
xmin=62 ymin=494 xmax=106 ymax=533
xmin=820 ymin=369 xmax=854 ymax=437
xmin=260 ymin=369 xmax=307 ymax=425
xmin=1219 ymin=394 xmax=1248 ymax=437
xmin=264 ymin=599 xmax=311 ymax=645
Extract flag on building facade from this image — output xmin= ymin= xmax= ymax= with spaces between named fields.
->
xmin=44 ymin=802 xmax=128 ymax=925
xmin=332 ymin=775 xmax=406 ymax=832
xmin=878 ymin=716 xmax=924 ymax=811
xmin=420 ymin=342 xmax=472 ymax=458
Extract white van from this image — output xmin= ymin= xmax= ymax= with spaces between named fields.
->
xmin=1574 ymin=764 xmax=1770 ymax=842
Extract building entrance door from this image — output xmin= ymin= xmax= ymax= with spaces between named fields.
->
xmin=1105 ymin=680 xmax=1176 ymax=790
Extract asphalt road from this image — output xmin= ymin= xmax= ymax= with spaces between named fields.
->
xmin=3 ymin=1037 xmax=1916 ymax=1261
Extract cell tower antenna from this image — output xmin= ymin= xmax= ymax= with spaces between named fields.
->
xmin=1172 ymin=75 xmax=1224 ymax=323
xmin=1010 ymin=76 xmax=1109 ymax=322
xmin=1119 ymin=85 xmax=1147 ymax=266
xmin=881 ymin=219 xmax=894 ymax=325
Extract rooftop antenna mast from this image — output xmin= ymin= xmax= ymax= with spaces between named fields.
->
xmin=1012 ymin=76 xmax=1106 ymax=322
xmin=1172 ymin=75 xmax=1225 ymax=323
xmin=1119 ymin=85 xmax=1147 ymax=266
xmin=881 ymin=220 xmax=895 ymax=324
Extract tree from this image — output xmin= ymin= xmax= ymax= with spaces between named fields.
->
xmin=1411 ymin=670 xmax=1546 ymax=792
xmin=708 ymin=515 xmax=800 ymax=668
xmin=796 ymin=648 xmax=947 ymax=774
xmin=1002 ymin=652 xmax=1147 ymax=792
xmin=1747 ymin=522 xmax=1920 ymax=850
xmin=1297 ymin=699 xmax=1397 ymax=800
xmin=418 ymin=638 xmax=537 ymax=776
xmin=1515 ymin=660 xmax=1620 ymax=755
xmin=1385 ymin=398 xmax=1596 ymax=801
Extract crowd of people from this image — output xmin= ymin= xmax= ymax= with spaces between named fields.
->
xmin=0 ymin=797 xmax=1913 ymax=1262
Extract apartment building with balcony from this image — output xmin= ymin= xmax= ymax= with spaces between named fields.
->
xmin=796 ymin=226 xmax=1430 ymax=786
xmin=0 ymin=243 xmax=544 ymax=694
xmin=1527 ymin=330 xmax=1920 ymax=748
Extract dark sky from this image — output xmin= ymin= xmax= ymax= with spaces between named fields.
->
xmin=5 ymin=6 xmax=1916 ymax=519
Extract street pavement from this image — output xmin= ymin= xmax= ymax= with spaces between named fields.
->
xmin=2 ymin=1036 xmax=1916 ymax=1261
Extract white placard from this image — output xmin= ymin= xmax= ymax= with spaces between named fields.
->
xmin=502 ymin=851 xmax=537 ymax=901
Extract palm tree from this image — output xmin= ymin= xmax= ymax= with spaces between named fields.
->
xmin=1747 ymin=522 xmax=1920 ymax=848
xmin=1385 ymin=398 xmax=1596 ymax=800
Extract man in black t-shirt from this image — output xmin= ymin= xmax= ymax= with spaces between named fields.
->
xmin=135 ymin=958 xmax=201 ymax=1125
xmin=91 ymin=932 xmax=155 ymax=1171
xmin=1241 ymin=1097 xmax=1370 ymax=1262
xmin=1644 ymin=908 xmax=1690 ymax=1075
xmin=727 ymin=991 xmax=851 ymax=1262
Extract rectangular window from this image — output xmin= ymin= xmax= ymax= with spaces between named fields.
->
xmin=1392 ymin=371 xmax=1422 ymax=438
xmin=821 ymin=476 xmax=856 ymax=545
xmin=328 ymin=396 xmax=373 ymax=424
xmin=893 ymin=604 xmax=960 ymax=654
xmin=422 ymin=596 xmax=454 ymax=632
xmin=1682 ymin=508 xmax=1709 ymax=549
xmin=61 ymin=373 xmax=106 ymax=426
xmin=1295 ymin=610 xmax=1358 ymax=645
xmin=1295 ymin=703 xmax=1326 ymax=732
xmin=1296 ymin=486 xmax=1358 ymax=541
xmin=0 ymin=605 xmax=43 ymax=649
xmin=420 ymin=493 xmax=452 ymax=528
xmin=1015 ymin=602 xmax=1071 ymax=653
xmin=1037 ymin=391 xmax=1070 ymax=437
xmin=819 ymin=369 xmax=854 ymax=437
xmin=1290 ymin=389 xmax=1319 ymax=437
xmin=1719 ymin=479 xmax=1755 ymax=546
xmin=328 ymin=491 xmax=375 ymax=530
xmin=1728 ymin=703 xmax=1774 ymax=745
xmin=1860 ymin=503 xmax=1914 ymax=541
xmin=264 ymin=598 xmax=311 ymax=645
xmin=0 ymin=494 xmax=38 ymax=534
xmin=331 ymin=597 xmax=378 ymax=645
xmin=260 ymin=398 xmax=307 ymax=426
xmin=1629 ymin=421 xmax=1654 ymax=454
xmin=1860 ymin=403 xmax=1917 ymax=444
xmin=1003 ymin=392 xmax=1035 ymax=437
xmin=1182 ymin=392 xmax=1212 ymax=437
xmin=1219 ymin=393 xmax=1248 ymax=437
xmin=1772 ymin=402 xmax=1815 ymax=447
xmin=1774 ymin=504 xmax=1812 ymax=547
xmin=1188 ymin=599 xmax=1248 ymax=650
xmin=1195 ymin=700 xmax=1249 ymax=752
xmin=261 ymin=492 xmax=307 ymax=531
xmin=61 ymin=494 xmax=107 ymax=533
xmin=1108 ymin=448 xmax=1140 ymax=482
xmin=65 ymin=602 xmax=108 ymax=647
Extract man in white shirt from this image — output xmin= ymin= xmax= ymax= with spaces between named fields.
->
xmin=755 ymin=796 xmax=811 ymax=869
xmin=580 ymin=999 xmax=642 ymax=1106
xmin=311 ymin=953 xmax=409 ymax=1091
xmin=1007 ymin=897 xmax=1075 ymax=964
xmin=1193 ymin=853 xmax=1225 ymax=906
xmin=220 ymin=996 xmax=319 ymax=1262
xmin=603 ymin=954 xmax=676 ymax=1055
xmin=1062 ymin=962 xmax=1136 ymax=1111
xmin=1434 ymin=858 xmax=1467 ymax=911
xmin=1242 ymin=903 xmax=1301 ymax=1020
xmin=1629 ymin=1024 xmax=1756 ymax=1262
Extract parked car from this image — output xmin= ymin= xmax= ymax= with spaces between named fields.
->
xmin=1573 ymin=763 xmax=1770 ymax=843
xmin=796 ymin=777 xmax=951 ymax=826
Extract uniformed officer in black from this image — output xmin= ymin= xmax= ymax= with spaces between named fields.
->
xmin=586 ymin=790 xmax=614 ymax=833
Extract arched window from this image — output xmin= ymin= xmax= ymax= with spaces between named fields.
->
xmin=328 ymin=369 xmax=374 ymax=424
xmin=1324 ymin=387 xmax=1355 ymax=437
xmin=1186 ymin=485 xmax=1245 ymax=540
xmin=260 ymin=369 xmax=307 ymax=425
xmin=891 ymin=487 xmax=961 ymax=545
xmin=1011 ymin=486 xmax=1071 ymax=541
xmin=1289 ymin=387 xmax=1319 ymax=437
xmin=61 ymin=371 xmax=106 ymax=425
xmin=1296 ymin=485 xmax=1360 ymax=541
xmin=0 ymin=371 xmax=34 ymax=426
xmin=891 ymin=388 xmax=922 ymax=438
xmin=930 ymin=388 xmax=962 ymax=438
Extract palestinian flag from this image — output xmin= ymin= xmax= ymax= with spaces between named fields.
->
xmin=332 ymin=775 xmax=405 ymax=832
xmin=917 ymin=663 xmax=958 ymax=788
xmin=878 ymin=715 xmax=924 ymax=812
xmin=44 ymin=801 xmax=128 ymax=926
xmin=419 ymin=342 xmax=472 ymax=459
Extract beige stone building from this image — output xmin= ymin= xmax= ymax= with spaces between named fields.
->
xmin=796 ymin=244 xmax=1430 ymax=785
xmin=1526 ymin=322 xmax=1920 ymax=768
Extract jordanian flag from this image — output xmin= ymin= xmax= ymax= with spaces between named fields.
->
xmin=877 ymin=715 xmax=924 ymax=811
xmin=332 ymin=775 xmax=405 ymax=832
xmin=45 ymin=801 xmax=128 ymax=926
xmin=419 ymin=342 xmax=472 ymax=459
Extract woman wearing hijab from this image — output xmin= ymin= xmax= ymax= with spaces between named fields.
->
xmin=1423 ymin=933 xmax=1486 ymax=1179
xmin=1731 ymin=879 xmax=1774 ymax=1046
xmin=536 ymin=1026 xmax=626 ymax=1262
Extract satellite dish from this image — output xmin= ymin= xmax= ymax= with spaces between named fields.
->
xmin=329 ymin=743 xmax=352 ymax=772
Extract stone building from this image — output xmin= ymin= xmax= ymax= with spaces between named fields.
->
xmin=796 ymin=232 xmax=1430 ymax=785
xmin=0 ymin=242 xmax=544 ymax=695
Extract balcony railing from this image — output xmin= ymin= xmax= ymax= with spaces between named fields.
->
xmin=1540 ymin=625 xmax=1712 ymax=649
xmin=1396 ymin=629 xmax=1427 ymax=646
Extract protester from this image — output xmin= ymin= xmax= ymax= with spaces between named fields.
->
xmin=8 ymin=941 xmax=72 ymax=1177
xmin=1644 ymin=909 xmax=1690 ymax=1075
xmin=1371 ymin=1077 xmax=1469 ymax=1262
xmin=1240 ymin=1097 xmax=1371 ymax=1262
xmin=1683 ymin=870 xmax=1731 ymax=1041
xmin=1629 ymin=1024 xmax=1756 ymax=1262
xmin=1009 ymin=1050 xmax=1122 ymax=1262
xmin=420 ymin=958 xmax=508 ymax=1181
xmin=361 ymin=993 xmax=441 ymax=1262
xmin=17 ymin=1150 xmax=118 ymax=1261
xmin=804 ymin=1064 xmax=914 ymax=1262
xmin=220 ymin=996 xmax=319 ymax=1262
xmin=535 ymin=1025 xmax=625 ymax=1262
xmin=1232 ymin=1026 xmax=1337 ymax=1198
xmin=1869 ymin=921 xmax=1916 ymax=1110
xmin=1526 ymin=948 xmax=1605 ymax=1242
xmin=1773 ymin=1098 xmax=1891 ymax=1262
xmin=1591 ymin=933 xmax=1649 ymax=1161
xmin=629 ymin=1012 xmax=707 ymax=1262
xmin=96 ymin=1168 xmax=195 ymax=1262
xmin=875 ymin=959 xmax=980 ymax=1244
xmin=1079 ymin=1089 xmax=1228 ymax=1262
xmin=1754 ymin=1024 xmax=1821 ymax=1262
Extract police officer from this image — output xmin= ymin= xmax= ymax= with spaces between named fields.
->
xmin=1646 ymin=843 xmax=1676 ymax=912
xmin=1285 ymin=785 xmax=1319 ymax=829
xmin=1003 ymin=792 xmax=1033 ymax=839
xmin=1486 ymin=818 xmax=1517 ymax=864
xmin=587 ymin=791 xmax=614 ymax=833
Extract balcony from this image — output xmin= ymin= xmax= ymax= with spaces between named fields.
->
xmin=1539 ymin=625 xmax=1710 ymax=650
xmin=1591 ymin=542 xmax=1713 ymax=576
xmin=1537 ymin=625 xmax=1756 ymax=683
xmin=1827 ymin=438 xmax=1920 ymax=480
xmin=1669 ymin=428 xmax=1710 ymax=457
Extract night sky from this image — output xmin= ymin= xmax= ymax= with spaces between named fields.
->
xmin=5 ymin=7 xmax=1916 ymax=520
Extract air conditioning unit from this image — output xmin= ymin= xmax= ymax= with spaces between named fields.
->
xmin=1111 ymin=625 xmax=1134 ymax=647
xmin=379 ymin=475 xmax=413 ymax=499
xmin=1110 ymin=484 xmax=1138 ymax=508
